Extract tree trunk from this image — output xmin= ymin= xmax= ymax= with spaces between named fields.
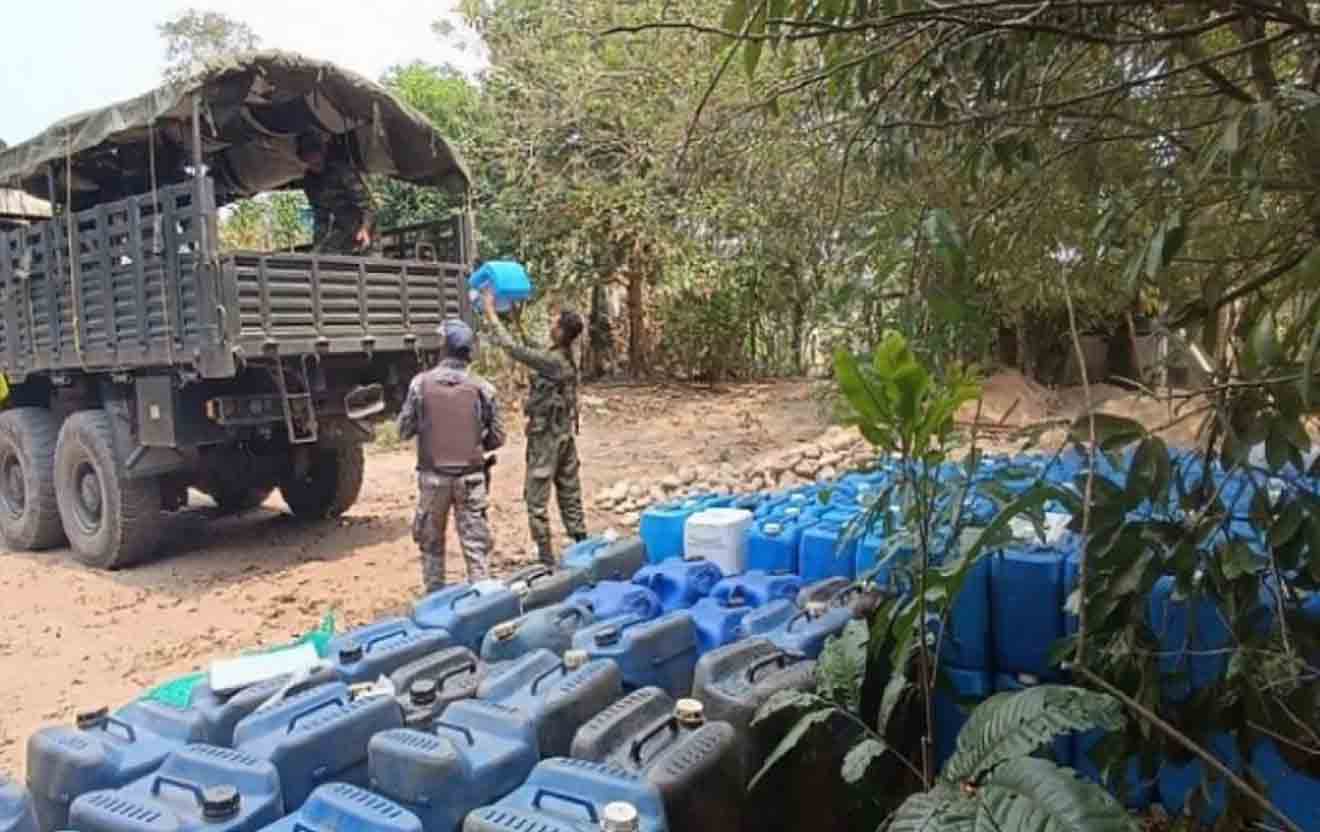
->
xmin=627 ymin=268 xmax=646 ymax=378
xmin=585 ymin=283 xmax=612 ymax=380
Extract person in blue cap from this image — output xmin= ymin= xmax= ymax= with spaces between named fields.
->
xmin=397 ymin=319 xmax=506 ymax=592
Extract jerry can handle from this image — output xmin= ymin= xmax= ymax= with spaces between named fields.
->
xmin=785 ymin=610 xmax=811 ymax=633
xmin=434 ymin=720 xmax=476 ymax=747
xmin=531 ymin=661 xmax=569 ymax=695
xmin=99 ymin=715 xmax=138 ymax=743
xmin=150 ymin=775 xmax=204 ymax=805
xmin=286 ymin=698 xmax=345 ymax=733
xmin=629 ymin=716 xmax=680 ymax=766
xmin=436 ymin=661 xmax=479 ymax=687
xmin=556 ymin=605 xmax=588 ymax=625
xmin=744 ymin=652 xmax=791 ymax=683
xmin=532 ymin=788 xmax=599 ymax=823
xmin=364 ymin=628 xmax=411 ymax=650
xmin=835 ymin=584 xmax=863 ymax=605
xmin=450 ymin=588 xmax=480 ymax=609
xmin=292 ymin=825 xmax=319 ymax=832
xmin=520 ymin=566 xmax=552 ymax=585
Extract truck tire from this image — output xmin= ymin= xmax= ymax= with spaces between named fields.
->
xmin=54 ymin=410 xmax=163 ymax=569
xmin=280 ymin=443 xmax=365 ymax=520
xmin=0 ymin=408 xmax=67 ymax=550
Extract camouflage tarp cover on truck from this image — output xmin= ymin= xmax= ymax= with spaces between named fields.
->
xmin=0 ymin=50 xmax=471 ymax=206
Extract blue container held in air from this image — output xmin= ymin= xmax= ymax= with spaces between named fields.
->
xmin=68 ymin=744 xmax=283 ymax=832
xmin=0 ymin=775 xmax=36 ymax=832
xmin=632 ymin=558 xmax=723 ymax=613
xmin=468 ymin=261 xmax=533 ymax=312
xmin=257 ymin=783 xmax=422 ymax=832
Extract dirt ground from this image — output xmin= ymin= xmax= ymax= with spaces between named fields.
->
xmin=0 ymin=379 xmax=832 ymax=776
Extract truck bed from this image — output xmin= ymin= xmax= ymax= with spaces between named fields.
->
xmin=0 ymin=178 xmax=467 ymax=383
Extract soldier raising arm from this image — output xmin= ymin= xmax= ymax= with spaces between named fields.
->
xmin=480 ymin=287 xmax=588 ymax=566
xmin=398 ymin=320 xmax=505 ymax=593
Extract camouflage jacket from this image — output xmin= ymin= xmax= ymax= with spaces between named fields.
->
xmin=397 ymin=358 xmax=506 ymax=472
xmin=485 ymin=316 xmax=579 ymax=437
xmin=303 ymin=152 xmax=376 ymax=249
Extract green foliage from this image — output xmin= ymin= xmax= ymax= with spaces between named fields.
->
xmin=886 ymin=687 xmax=1136 ymax=832
xmin=158 ymin=9 xmax=259 ymax=83
xmin=219 ymin=192 xmax=310 ymax=252
xmin=375 ymin=63 xmax=483 ymax=231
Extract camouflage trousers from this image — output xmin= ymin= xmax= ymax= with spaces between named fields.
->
xmin=525 ymin=431 xmax=587 ymax=565
xmin=413 ymin=471 xmax=492 ymax=594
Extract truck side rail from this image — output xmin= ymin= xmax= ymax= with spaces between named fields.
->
xmin=0 ymin=179 xmax=222 ymax=381
xmin=224 ymin=251 xmax=467 ymax=357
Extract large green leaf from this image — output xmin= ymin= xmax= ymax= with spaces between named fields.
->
xmin=942 ymin=686 xmax=1124 ymax=784
xmin=836 ymin=347 xmax=886 ymax=426
xmin=748 ymin=707 xmax=835 ymax=789
xmin=817 ymin=619 xmax=869 ymax=710
xmin=889 ymin=785 xmax=975 ymax=832
xmin=971 ymin=757 xmax=1140 ymax=832
xmin=841 ymin=737 xmax=890 ymax=784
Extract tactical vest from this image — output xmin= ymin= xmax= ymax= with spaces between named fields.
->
xmin=418 ymin=374 xmax=485 ymax=473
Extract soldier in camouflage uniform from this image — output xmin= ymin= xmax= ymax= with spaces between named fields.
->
xmin=296 ymin=131 xmax=378 ymax=255
xmin=397 ymin=320 xmax=505 ymax=593
xmin=481 ymin=287 xmax=587 ymax=565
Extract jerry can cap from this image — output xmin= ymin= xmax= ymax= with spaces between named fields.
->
xmin=75 ymin=707 xmax=109 ymax=730
xmin=338 ymin=644 xmax=365 ymax=663
xmin=202 ymin=785 xmax=241 ymax=820
xmin=409 ymin=678 xmax=439 ymax=706
xmin=783 ymin=507 xmax=801 ymax=519
xmin=493 ymin=620 xmax=520 ymax=640
xmin=675 ymin=698 xmax=704 ymax=725
xmin=564 ymin=649 xmax=590 ymax=669
xmin=602 ymin=802 xmax=640 ymax=832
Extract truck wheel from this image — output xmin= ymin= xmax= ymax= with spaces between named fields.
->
xmin=54 ymin=410 xmax=162 ymax=569
xmin=279 ymin=443 xmax=365 ymax=520
xmin=209 ymin=484 xmax=275 ymax=514
xmin=0 ymin=408 xmax=67 ymax=550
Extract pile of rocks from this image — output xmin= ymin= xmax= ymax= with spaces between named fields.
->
xmin=592 ymin=426 xmax=873 ymax=527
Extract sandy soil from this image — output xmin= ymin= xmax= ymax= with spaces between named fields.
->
xmin=0 ymin=379 xmax=830 ymax=776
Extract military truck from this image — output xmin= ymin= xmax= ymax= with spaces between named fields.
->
xmin=0 ymin=52 xmax=474 ymax=568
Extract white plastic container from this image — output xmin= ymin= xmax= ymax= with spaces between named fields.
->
xmin=684 ymin=508 xmax=755 ymax=575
